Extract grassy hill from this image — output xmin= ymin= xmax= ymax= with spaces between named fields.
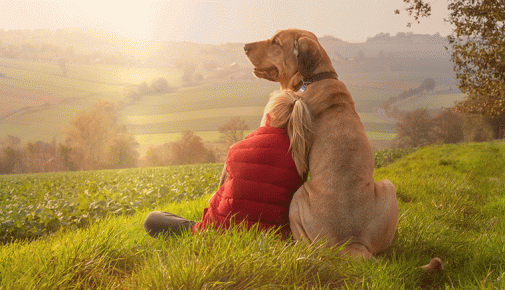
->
xmin=0 ymin=142 xmax=504 ymax=288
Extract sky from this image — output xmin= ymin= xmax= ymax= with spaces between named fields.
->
xmin=0 ymin=0 xmax=453 ymax=44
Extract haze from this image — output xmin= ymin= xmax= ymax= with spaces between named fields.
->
xmin=1 ymin=0 xmax=452 ymax=44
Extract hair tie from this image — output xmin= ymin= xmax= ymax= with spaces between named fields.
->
xmin=286 ymin=91 xmax=298 ymax=103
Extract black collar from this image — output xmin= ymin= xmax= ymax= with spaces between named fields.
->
xmin=299 ymin=72 xmax=338 ymax=92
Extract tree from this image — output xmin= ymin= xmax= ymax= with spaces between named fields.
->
xmin=150 ymin=77 xmax=173 ymax=94
xmin=432 ymin=109 xmax=464 ymax=144
xmin=106 ymin=134 xmax=139 ymax=169
xmin=447 ymin=0 xmax=505 ymax=119
xmin=461 ymin=114 xmax=494 ymax=142
xmin=218 ymin=117 xmax=249 ymax=145
xmin=170 ymin=130 xmax=208 ymax=165
xmin=58 ymin=58 xmax=67 ymax=77
xmin=396 ymin=0 xmax=505 ymax=126
xmin=64 ymin=101 xmax=138 ymax=170
xmin=64 ymin=101 xmax=116 ymax=170
xmin=0 ymin=135 xmax=21 ymax=174
xmin=144 ymin=143 xmax=172 ymax=167
xmin=394 ymin=0 xmax=432 ymax=27
xmin=396 ymin=109 xmax=438 ymax=148
xmin=420 ymin=78 xmax=436 ymax=93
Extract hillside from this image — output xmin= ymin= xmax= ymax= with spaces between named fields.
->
xmin=0 ymin=142 xmax=504 ymax=288
xmin=0 ymin=29 xmax=465 ymax=155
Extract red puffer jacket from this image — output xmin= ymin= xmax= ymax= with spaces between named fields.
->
xmin=193 ymin=126 xmax=303 ymax=237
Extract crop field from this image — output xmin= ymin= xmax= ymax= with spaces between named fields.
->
xmin=0 ymin=163 xmax=223 ymax=243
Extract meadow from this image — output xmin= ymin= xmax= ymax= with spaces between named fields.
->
xmin=0 ymin=142 xmax=504 ymax=289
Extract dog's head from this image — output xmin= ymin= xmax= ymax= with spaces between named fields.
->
xmin=244 ymin=29 xmax=334 ymax=90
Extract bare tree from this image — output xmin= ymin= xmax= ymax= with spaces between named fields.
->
xmin=396 ymin=109 xmax=438 ymax=148
xmin=218 ymin=117 xmax=249 ymax=145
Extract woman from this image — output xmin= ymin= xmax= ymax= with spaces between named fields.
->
xmin=144 ymin=90 xmax=313 ymax=238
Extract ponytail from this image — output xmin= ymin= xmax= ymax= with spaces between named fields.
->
xmin=262 ymin=90 xmax=313 ymax=177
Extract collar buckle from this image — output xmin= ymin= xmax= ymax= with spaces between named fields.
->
xmin=298 ymin=72 xmax=338 ymax=92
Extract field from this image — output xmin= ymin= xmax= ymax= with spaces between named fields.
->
xmin=396 ymin=92 xmax=466 ymax=111
xmin=0 ymin=57 xmax=464 ymax=156
xmin=0 ymin=142 xmax=504 ymax=288
xmin=0 ymin=58 xmax=181 ymax=143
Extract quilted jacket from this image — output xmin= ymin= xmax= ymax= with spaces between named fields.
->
xmin=193 ymin=126 xmax=303 ymax=237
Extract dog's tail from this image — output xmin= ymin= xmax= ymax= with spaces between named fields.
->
xmin=261 ymin=90 xmax=313 ymax=177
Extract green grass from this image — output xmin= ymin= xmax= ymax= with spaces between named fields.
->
xmin=1 ymin=142 xmax=504 ymax=288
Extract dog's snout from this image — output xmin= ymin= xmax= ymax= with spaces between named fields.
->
xmin=244 ymin=43 xmax=253 ymax=54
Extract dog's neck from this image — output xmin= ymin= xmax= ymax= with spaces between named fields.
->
xmin=298 ymin=72 xmax=339 ymax=92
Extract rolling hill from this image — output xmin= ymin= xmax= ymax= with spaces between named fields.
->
xmin=0 ymin=29 xmax=465 ymax=155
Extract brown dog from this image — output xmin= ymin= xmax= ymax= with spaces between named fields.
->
xmin=244 ymin=29 xmax=398 ymax=258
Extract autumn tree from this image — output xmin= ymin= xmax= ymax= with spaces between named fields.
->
xmin=64 ymin=101 xmax=138 ymax=170
xmin=432 ymin=109 xmax=464 ymax=144
xmin=461 ymin=114 xmax=494 ymax=142
xmin=218 ymin=117 xmax=249 ymax=145
xmin=24 ymin=140 xmax=57 ymax=173
xmin=170 ymin=130 xmax=211 ymax=165
xmin=396 ymin=0 xmax=505 ymax=135
xmin=396 ymin=109 xmax=438 ymax=148
xmin=0 ymin=135 xmax=21 ymax=174
xmin=144 ymin=143 xmax=172 ymax=167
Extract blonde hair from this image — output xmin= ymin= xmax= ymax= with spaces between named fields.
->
xmin=261 ymin=90 xmax=313 ymax=177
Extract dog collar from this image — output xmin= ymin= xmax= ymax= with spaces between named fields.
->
xmin=299 ymin=72 xmax=339 ymax=92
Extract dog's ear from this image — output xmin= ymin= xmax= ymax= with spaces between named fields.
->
xmin=295 ymin=37 xmax=322 ymax=78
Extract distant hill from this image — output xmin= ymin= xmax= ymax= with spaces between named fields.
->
xmin=0 ymin=29 xmax=463 ymax=151
xmin=0 ymin=29 xmax=454 ymax=75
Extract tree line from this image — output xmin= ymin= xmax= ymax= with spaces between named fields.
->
xmin=380 ymin=78 xmax=437 ymax=120
xmin=0 ymin=39 xmax=125 ymax=66
xmin=0 ymin=104 xmax=249 ymax=175
xmin=395 ymin=108 xmax=500 ymax=148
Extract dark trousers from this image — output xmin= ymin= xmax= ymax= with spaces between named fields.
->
xmin=144 ymin=211 xmax=197 ymax=238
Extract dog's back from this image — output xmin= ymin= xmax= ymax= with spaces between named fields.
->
xmin=289 ymin=79 xmax=397 ymax=258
